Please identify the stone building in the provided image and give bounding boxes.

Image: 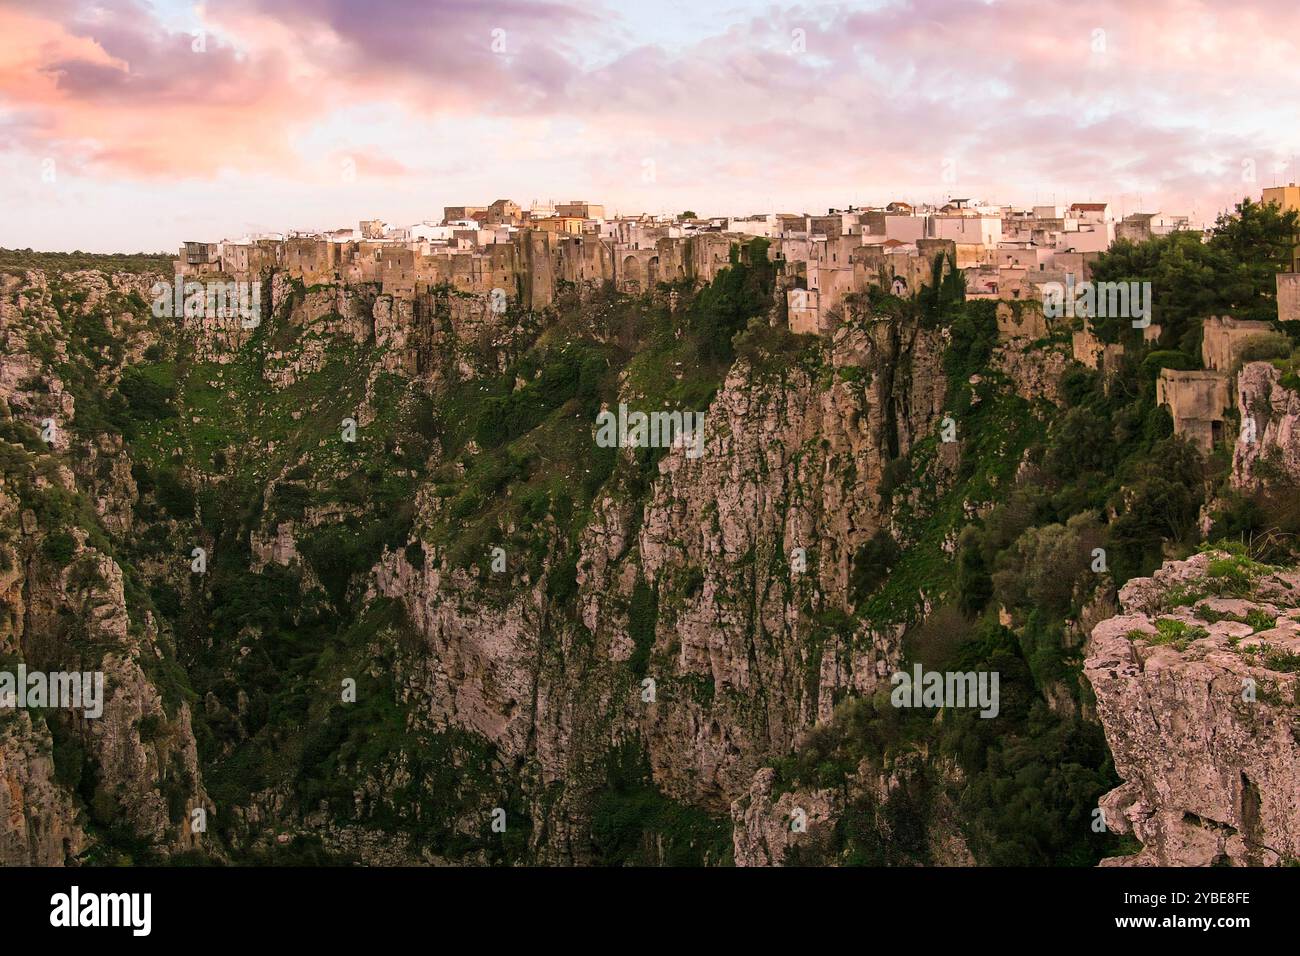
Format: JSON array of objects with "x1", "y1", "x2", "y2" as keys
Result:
[
  {"x1": 996, "y1": 301, "x2": 1048, "y2": 341},
  {"x1": 1071, "y1": 321, "x2": 1125, "y2": 376},
  {"x1": 554, "y1": 201, "x2": 604, "y2": 220},
  {"x1": 1201, "y1": 314, "x2": 1277, "y2": 372},
  {"x1": 1157, "y1": 369, "x2": 1232, "y2": 452},
  {"x1": 787, "y1": 288, "x2": 821, "y2": 335},
  {"x1": 182, "y1": 241, "x2": 218, "y2": 266}
]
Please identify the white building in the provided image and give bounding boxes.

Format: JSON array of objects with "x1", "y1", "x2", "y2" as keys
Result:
[{"x1": 929, "y1": 214, "x2": 1002, "y2": 247}]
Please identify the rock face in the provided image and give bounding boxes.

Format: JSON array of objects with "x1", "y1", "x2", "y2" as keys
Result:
[
  {"x1": 361, "y1": 312, "x2": 954, "y2": 861},
  {"x1": 731, "y1": 767, "x2": 841, "y2": 866},
  {"x1": 624, "y1": 321, "x2": 946, "y2": 808},
  {"x1": 0, "y1": 257, "x2": 1075, "y2": 866},
  {"x1": 7, "y1": 535, "x2": 210, "y2": 861},
  {"x1": 1234, "y1": 361, "x2": 1300, "y2": 488},
  {"x1": 729, "y1": 748, "x2": 974, "y2": 867},
  {"x1": 11, "y1": 254, "x2": 1297, "y2": 869},
  {"x1": 0, "y1": 266, "x2": 211, "y2": 863},
  {"x1": 1085, "y1": 551, "x2": 1300, "y2": 866},
  {"x1": 0, "y1": 713, "x2": 85, "y2": 865}
]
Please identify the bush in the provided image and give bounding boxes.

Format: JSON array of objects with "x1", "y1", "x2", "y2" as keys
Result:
[
  {"x1": 475, "y1": 343, "x2": 607, "y2": 449},
  {"x1": 118, "y1": 366, "x2": 177, "y2": 421},
  {"x1": 1043, "y1": 407, "x2": 1112, "y2": 478},
  {"x1": 904, "y1": 604, "x2": 973, "y2": 671},
  {"x1": 41, "y1": 530, "x2": 77, "y2": 566},
  {"x1": 1235, "y1": 332, "x2": 1293, "y2": 366},
  {"x1": 956, "y1": 526, "x2": 993, "y2": 615},
  {"x1": 992, "y1": 512, "x2": 1104, "y2": 619},
  {"x1": 690, "y1": 239, "x2": 776, "y2": 364},
  {"x1": 734, "y1": 317, "x2": 814, "y2": 366},
  {"x1": 850, "y1": 530, "x2": 901, "y2": 604},
  {"x1": 546, "y1": 549, "x2": 579, "y2": 606},
  {"x1": 154, "y1": 468, "x2": 196, "y2": 519},
  {"x1": 627, "y1": 578, "x2": 658, "y2": 677},
  {"x1": 1141, "y1": 350, "x2": 1198, "y2": 376}
]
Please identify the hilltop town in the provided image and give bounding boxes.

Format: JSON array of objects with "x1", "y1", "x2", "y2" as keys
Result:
[
  {"x1": 178, "y1": 197, "x2": 1210, "y2": 326},
  {"x1": 177, "y1": 186, "x2": 1300, "y2": 456}
]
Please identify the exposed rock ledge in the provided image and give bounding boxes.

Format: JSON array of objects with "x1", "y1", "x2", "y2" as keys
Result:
[{"x1": 1085, "y1": 550, "x2": 1300, "y2": 866}]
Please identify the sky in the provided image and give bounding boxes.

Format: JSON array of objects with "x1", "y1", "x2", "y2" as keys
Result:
[{"x1": 1, "y1": 0, "x2": 1297, "y2": 252}]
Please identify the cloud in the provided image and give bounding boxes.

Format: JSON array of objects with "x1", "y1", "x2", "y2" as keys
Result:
[
  {"x1": 0, "y1": 0, "x2": 320, "y2": 177},
  {"x1": 0, "y1": 0, "x2": 1295, "y2": 228},
  {"x1": 215, "y1": 0, "x2": 595, "y2": 109}
]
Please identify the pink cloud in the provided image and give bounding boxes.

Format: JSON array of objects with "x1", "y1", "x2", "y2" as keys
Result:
[{"x1": 0, "y1": 0, "x2": 1294, "y2": 220}]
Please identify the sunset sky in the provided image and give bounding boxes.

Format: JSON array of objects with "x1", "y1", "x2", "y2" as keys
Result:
[{"x1": 2, "y1": 0, "x2": 1298, "y2": 252}]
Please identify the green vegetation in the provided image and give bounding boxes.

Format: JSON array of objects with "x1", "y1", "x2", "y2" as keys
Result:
[
  {"x1": 1195, "y1": 602, "x2": 1278, "y2": 631},
  {"x1": 41, "y1": 530, "x2": 77, "y2": 566},
  {"x1": 151, "y1": 255, "x2": 782, "y2": 860},
  {"x1": 1262, "y1": 647, "x2": 1300, "y2": 673},
  {"x1": 1127, "y1": 618, "x2": 1210, "y2": 651},
  {"x1": 627, "y1": 577, "x2": 658, "y2": 678},
  {"x1": 850, "y1": 529, "x2": 901, "y2": 603},
  {"x1": 0, "y1": 247, "x2": 174, "y2": 274},
  {"x1": 1089, "y1": 198, "x2": 1300, "y2": 352},
  {"x1": 590, "y1": 742, "x2": 732, "y2": 865}
]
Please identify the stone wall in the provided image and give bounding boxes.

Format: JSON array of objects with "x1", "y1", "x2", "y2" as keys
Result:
[
  {"x1": 1202, "y1": 314, "x2": 1276, "y2": 372},
  {"x1": 1278, "y1": 273, "x2": 1300, "y2": 324}
]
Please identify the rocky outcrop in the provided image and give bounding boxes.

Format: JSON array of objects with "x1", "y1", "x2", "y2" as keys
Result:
[
  {"x1": 0, "y1": 713, "x2": 85, "y2": 865},
  {"x1": 263, "y1": 285, "x2": 376, "y2": 388},
  {"x1": 587, "y1": 318, "x2": 946, "y2": 812},
  {"x1": 373, "y1": 549, "x2": 540, "y2": 760},
  {"x1": 33, "y1": 543, "x2": 209, "y2": 857},
  {"x1": 992, "y1": 340, "x2": 1070, "y2": 404},
  {"x1": 1233, "y1": 361, "x2": 1300, "y2": 488},
  {"x1": 729, "y1": 748, "x2": 975, "y2": 867},
  {"x1": 1085, "y1": 550, "x2": 1300, "y2": 866},
  {"x1": 731, "y1": 767, "x2": 840, "y2": 865},
  {"x1": 363, "y1": 314, "x2": 951, "y2": 858},
  {"x1": 251, "y1": 521, "x2": 300, "y2": 569}
]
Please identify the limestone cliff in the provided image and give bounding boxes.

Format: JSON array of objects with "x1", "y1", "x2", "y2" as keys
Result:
[
  {"x1": 1086, "y1": 550, "x2": 1300, "y2": 866},
  {"x1": 3, "y1": 248, "x2": 1287, "y2": 868},
  {"x1": 1234, "y1": 360, "x2": 1300, "y2": 488},
  {"x1": 1, "y1": 267, "x2": 209, "y2": 863}
]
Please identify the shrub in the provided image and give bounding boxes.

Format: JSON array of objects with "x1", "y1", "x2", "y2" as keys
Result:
[
  {"x1": 733, "y1": 317, "x2": 814, "y2": 366},
  {"x1": 154, "y1": 469, "x2": 196, "y2": 519},
  {"x1": 627, "y1": 578, "x2": 658, "y2": 677},
  {"x1": 1141, "y1": 350, "x2": 1198, "y2": 376},
  {"x1": 1135, "y1": 618, "x2": 1209, "y2": 650},
  {"x1": 118, "y1": 366, "x2": 177, "y2": 421},
  {"x1": 956, "y1": 526, "x2": 993, "y2": 616},
  {"x1": 546, "y1": 549, "x2": 579, "y2": 606},
  {"x1": 903, "y1": 604, "x2": 973, "y2": 671},
  {"x1": 474, "y1": 343, "x2": 607, "y2": 449},
  {"x1": 992, "y1": 512, "x2": 1103, "y2": 618},
  {"x1": 850, "y1": 529, "x2": 901, "y2": 604},
  {"x1": 41, "y1": 530, "x2": 77, "y2": 566},
  {"x1": 1235, "y1": 332, "x2": 1293, "y2": 366}
]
